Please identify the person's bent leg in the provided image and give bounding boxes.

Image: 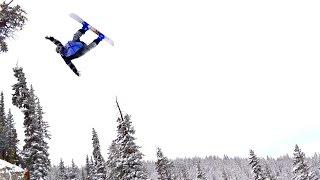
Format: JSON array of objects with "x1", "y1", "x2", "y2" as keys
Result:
[
  {"x1": 72, "y1": 22, "x2": 89, "y2": 41},
  {"x1": 81, "y1": 35, "x2": 103, "y2": 54}
]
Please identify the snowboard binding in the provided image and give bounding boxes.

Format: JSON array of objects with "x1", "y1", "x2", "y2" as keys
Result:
[
  {"x1": 97, "y1": 33, "x2": 105, "y2": 41},
  {"x1": 81, "y1": 21, "x2": 89, "y2": 32}
]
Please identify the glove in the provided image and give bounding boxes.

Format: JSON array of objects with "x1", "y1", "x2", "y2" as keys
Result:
[
  {"x1": 76, "y1": 71, "x2": 81, "y2": 77},
  {"x1": 45, "y1": 36, "x2": 54, "y2": 41}
]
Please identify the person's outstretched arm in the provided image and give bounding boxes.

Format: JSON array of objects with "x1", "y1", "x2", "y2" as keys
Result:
[{"x1": 45, "y1": 36, "x2": 63, "y2": 47}]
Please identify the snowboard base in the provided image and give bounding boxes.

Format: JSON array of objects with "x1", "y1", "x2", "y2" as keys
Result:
[{"x1": 70, "y1": 13, "x2": 114, "y2": 46}]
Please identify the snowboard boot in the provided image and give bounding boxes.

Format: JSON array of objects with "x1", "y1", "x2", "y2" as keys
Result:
[
  {"x1": 98, "y1": 33, "x2": 105, "y2": 41},
  {"x1": 81, "y1": 21, "x2": 89, "y2": 32},
  {"x1": 79, "y1": 22, "x2": 89, "y2": 34},
  {"x1": 93, "y1": 33, "x2": 105, "y2": 45}
]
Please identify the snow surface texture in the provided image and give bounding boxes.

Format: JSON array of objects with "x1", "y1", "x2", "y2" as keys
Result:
[{"x1": 0, "y1": 159, "x2": 24, "y2": 180}]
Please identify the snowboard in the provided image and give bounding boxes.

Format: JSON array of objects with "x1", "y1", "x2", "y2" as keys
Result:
[{"x1": 69, "y1": 13, "x2": 114, "y2": 46}]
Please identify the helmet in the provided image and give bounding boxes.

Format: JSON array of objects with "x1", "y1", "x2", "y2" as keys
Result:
[{"x1": 56, "y1": 46, "x2": 63, "y2": 53}]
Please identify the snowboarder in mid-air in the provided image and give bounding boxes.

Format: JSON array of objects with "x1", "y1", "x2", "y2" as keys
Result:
[{"x1": 45, "y1": 21, "x2": 105, "y2": 76}]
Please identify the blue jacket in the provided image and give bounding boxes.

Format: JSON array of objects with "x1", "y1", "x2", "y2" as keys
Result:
[{"x1": 63, "y1": 41, "x2": 86, "y2": 58}]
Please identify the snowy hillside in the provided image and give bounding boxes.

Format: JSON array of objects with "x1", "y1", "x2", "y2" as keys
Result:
[{"x1": 0, "y1": 159, "x2": 25, "y2": 180}]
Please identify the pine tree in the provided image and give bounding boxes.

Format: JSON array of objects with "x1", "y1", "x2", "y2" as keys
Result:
[
  {"x1": 47, "y1": 165, "x2": 59, "y2": 180},
  {"x1": 21, "y1": 86, "x2": 39, "y2": 178},
  {"x1": 196, "y1": 161, "x2": 207, "y2": 180},
  {"x1": 264, "y1": 163, "x2": 276, "y2": 180},
  {"x1": 0, "y1": 93, "x2": 19, "y2": 164},
  {"x1": 106, "y1": 140, "x2": 120, "y2": 180},
  {"x1": 12, "y1": 66, "x2": 29, "y2": 109},
  {"x1": 249, "y1": 149, "x2": 265, "y2": 180},
  {"x1": 106, "y1": 100, "x2": 147, "y2": 180},
  {"x1": 31, "y1": 97, "x2": 51, "y2": 178},
  {"x1": 4, "y1": 109, "x2": 19, "y2": 165},
  {"x1": 23, "y1": 87, "x2": 51, "y2": 179},
  {"x1": 91, "y1": 128, "x2": 107, "y2": 180},
  {"x1": 173, "y1": 162, "x2": 190, "y2": 180},
  {"x1": 0, "y1": 0, "x2": 27, "y2": 52},
  {"x1": 69, "y1": 159, "x2": 80, "y2": 180},
  {"x1": 12, "y1": 67, "x2": 51, "y2": 179},
  {"x1": 155, "y1": 147, "x2": 175, "y2": 180},
  {"x1": 0, "y1": 91, "x2": 7, "y2": 160},
  {"x1": 180, "y1": 166, "x2": 191, "y2": 180},
  {"x1": 81, "y1": 167, "x2": 86, "y2": 180},
  {"x1": 58, "y1": 159, "x2": 68, "y2": 180},
  {"x1": 221, "y1": 169, "x2": 229, "y2": 180},
  {"x1": 292, "y1": 144, "x2": 317, "y2": 180},
  {"x1": 36, "y1": 98, "x2": 50, "y2": 140},
  {"x1": 90, "y1": 157, "x2": 97, "y2": 180},
  {"x1": 85, "y1": 155, "x2": 93, "y2": 180}
]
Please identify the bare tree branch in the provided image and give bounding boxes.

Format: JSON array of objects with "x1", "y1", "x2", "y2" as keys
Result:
[
  {"x1": 1, "y1": 0, "x2": 13, "y2": 10},
  {"x1": 116, "y1": 97, "x2": 124, "y2": 122}
]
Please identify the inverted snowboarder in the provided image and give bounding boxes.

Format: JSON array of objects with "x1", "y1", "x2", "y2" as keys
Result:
[{"x1": 45, "y1": 21, "x2": 105, "y2": 76}]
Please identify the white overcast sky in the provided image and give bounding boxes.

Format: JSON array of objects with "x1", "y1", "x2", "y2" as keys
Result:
[{"x1": 1, "y1": 0, "x2": 320, "y2": 166}]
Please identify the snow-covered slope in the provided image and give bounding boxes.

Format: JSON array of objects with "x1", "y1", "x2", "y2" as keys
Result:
[{"x1": 0, "y1": 159, "x2": 25, "y2": 180}]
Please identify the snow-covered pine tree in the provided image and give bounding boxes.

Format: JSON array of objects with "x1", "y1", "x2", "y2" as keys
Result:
[
  {"x1": 36, "y1": 98, "x2": 50, "y2": 140},
  {"x1": 155, "y1": 147, "x2": 175, "y2": 180},
  {"x1": 106, "y1": 100, "x2": 147, "y2": 180},
  {"x1": 90, "y1": 156, "x2": 97, "y2": 180},
  {"x1": 12, "y1": 67, "x2": 51, "y2": 179},
  {"x1": 0, "y1": 0, "x2": 27, "y2": 53},
  {"x1": 221, "y1": 169, "x2": 229, "y2": 180},
  {"x1": 85, "y1": 155, "x2": 94, "y2": 180},
  {"x1": 31, "y1": 97, "x2": 51, "y2": 178},
  {"x1": 196, "y1": 161, "x2": 207, "y2": 180},
  {"x1": 22, "y1": 87, "x2": 51, "y2": 179},
  {"x1": 20, "y1": 86, "x2": 39, "y2": 178},
  {"x1": 292, "y1": 144, "x2": 317, "y2": 180},
  {"x1": 68, "y1": 159, "x2": 80, "y2": 180},
  {"x1": 47, "y1": 165, "x2": 59, "y2": 180},
  {"x1": 11, "y1": 66, "x2": 29, "y2": 167},
  {"x1": 12, "y1": 66, "x2": 29, "y2": 109},
  {"x1": 181, "y1": 168, "x2": 191, "y2": 180},
  {"x1": 177, "y1": 164, "x2": 191, "y2": 180},
  {"x1": 263, "y1": 163, "x2": 276, "y2": 180},
  {"x1": 80, "y1": 167, "x2": 86, "y2": 180},
  {"x1": 4, "y1": 109, "x2": 19, "y2": 165},
  {"x1": 106, "y1": 140, "x2": 120, "y2": 180},
  {"x1": 91, "y1": 128, "x2": 107, "y2": 180},
  {"x1": 0, "y1": 91, "x2": 7, "y2": 160},
  {"x1": 249, "y1": 149, "x2": 265, "y2": 180},
  {"x1": 0, "y1": 93, "x2": 19, "y2": 165},
  {"x1": 58, "y1": 159, "x2": 68, "y2": 180},
  {"x1": 309, "y1": 154, "x2": 320, "y2": 179}
]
